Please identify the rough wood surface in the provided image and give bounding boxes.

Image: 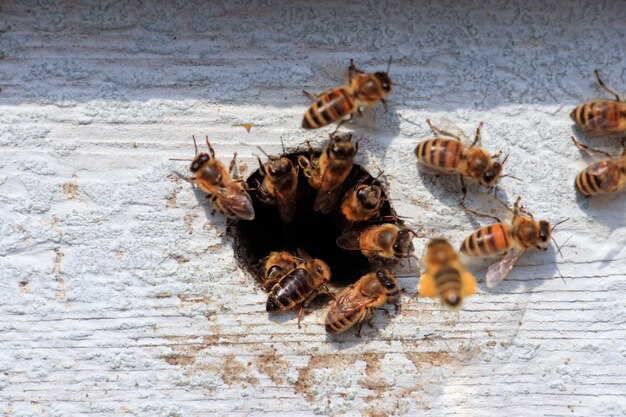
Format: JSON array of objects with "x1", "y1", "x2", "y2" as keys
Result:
[{"x1": 1, "y1": 1, "x2": 625, "y2": 416}]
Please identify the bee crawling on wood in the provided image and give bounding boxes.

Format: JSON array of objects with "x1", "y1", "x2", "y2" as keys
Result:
[
  {"x1": 297, "y1": 132, "x2": 358, "y2": 214},
  {"x1": 460, "y1": 196, "x2": 567, "y2": 288},
  {"x1": 571, "y1": 136, "x2": 626, "y2": 197},
  {"x1": 172, "y1": 135, "x2": 255, "y2": 221},
  {"x1": 419, "y1": 239, "x2": 476, "y2": 308},
  {"x1": 571, "y1": 70, "x2": 626, "y2": 137},
  {"x1": 254, "y1": 143, "x2": 299, "y2": 224},
  {"x1": 414, "y1": 117, "x2": 508, "y2": 198},
  {"x1": 302, "y1": 58, "x2": 392, "y2": 130},
  {"x1": 324, "y1": 268, "x2": 400, "y2": 336},
  {"x1": 265, "y1": 250, "x2": 335, "y2": 328}
]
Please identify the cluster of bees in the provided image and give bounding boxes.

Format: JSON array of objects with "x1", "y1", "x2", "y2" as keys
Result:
[{"x1": 174, "y1": 61, "x2": 626, "y2": 335}]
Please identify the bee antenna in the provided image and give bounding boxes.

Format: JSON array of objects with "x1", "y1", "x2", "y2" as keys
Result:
[
  {"x1": 500, "y1": 173, "x2": 522, "y2": 181},
  {"x1": 551, "y1": 217, "x2": 570, "y2": 232},
  {"x1": 192, "y1": 135, "x2": 199, "y2": 154},
  {"x1": 256, "y1": 146, "x2": 270, "y2": 158},
  {"x1": 386, "y1": 56, "x2": 393, "y2": 73},
  {"x1": 280, "y1": 137, "x2": 286, "y2": 154},
  {"x1": 169, "y1": 158, "x2": 193, "y2": 161}
]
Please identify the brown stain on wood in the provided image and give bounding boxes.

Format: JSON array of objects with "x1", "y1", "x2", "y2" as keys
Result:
[
  {"x1": 255, "y1": 350, "x2": 292, "y2": 386},
  {"x1": 163, "y1": 354, "x2": 196, "y2": 366},
  {"x1": 166, "y1": 174, "x2": 183, "y2": 209},
  {"x1": 53, "y1": 248, "x2": 67, "y2": 302},
  {"x1": 231, "y1": 123, "x2": 254, "y2": 133},
  {"x1": 184, "y1": 212, "x2": 198, "y2": 234},
  {"x1": 295, "y1": 354, "x2": 361, "y2": 404},
  {"x1": 62, "y1": 175, "x2": 79, "y2": 200},
  {"x1": 220, "y1": 354, "x2": 259, "y2": 387}
]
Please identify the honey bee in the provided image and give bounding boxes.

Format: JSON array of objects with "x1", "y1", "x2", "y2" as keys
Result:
[
  {"x1": 255, "y1": 147, "x2": 299, "y2": 223},
  {"x1": 570, "y1": 70, "x2": 626, "y2": 136},
  {"x1": 419, "y1": 239, "x2": 476, "y2": 308},
  {"x1": 181, "y1": 135, "x2": 255, "y2": 221},
  {"x1": 414, "y1": 118, "x2": 507, "y2": 194},
  {"x1": 572, "y1": 136, "x2": 626, "y2": 197},
  {"x1": 459, "y1": 197, "x2": 562, "y2": 288},
  {"x1": 324, "y1": 268, "x2": 399, "y2": 335},
  {"x1": 297, "y1": 133, "x2": 358, "y2": 214},
  {"x1": 259, "y1": 251, "x2": 302, "y2": 286},
  {"x1": 340, "y1": 177, "x2": 385, "y2": 223},
  {"x1": 266, "y1": 251, "x2": 334, "y2": 328},
  {"x1": 301, "y1": 59, "x2": 392, "y2": 130},
  {"x1": 336, "y1": 223, "x2": 417, "y2": 261}
]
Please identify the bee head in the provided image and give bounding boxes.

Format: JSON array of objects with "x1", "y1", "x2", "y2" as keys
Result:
[
  {"x1": 329, "y1": 137, "x2": 356, "y2": 160},
  {"x1": 537, "y1": 220, "x2": 551, "y2": 250},
  {"x1": 356, "y1": 185, "x2": 383, "y2": 209},
  {"x1": 375, "y1": 268, "x2": 398, "y2": 292},
  {"x1": 190, "y1": 153, "x2": 211, "y2": 173},
  {"x1": 374, "y1": 72, "x2": 392, "y2": 94},
  {"x1": 268, "y1": 157, "x2": 293, "y2": 177},
  {"x1": 481, "y1": 162, "x2": 503, "y2": 186},
  {"x1": 311, "y1": 259, "x2": 331, "y2": 281},
  {"x1": 393, "y1": 229, "x2": 415, "y2": 257}
]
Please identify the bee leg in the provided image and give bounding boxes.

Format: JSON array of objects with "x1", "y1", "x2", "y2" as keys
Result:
[
  {"x1": 296, "y1": 305, "x2": 304, "y2": 329},
  {"x1": 302, "y1": 90, "x2": 320, "y2": 101},
  {"x1": 621, "y1": 136, "x2": 626, "y2": 156},
  {"x1": 381, "y1": 98, "x2": 388, "y2": 113},
  {"x1": 470, "y1": 121, "x2": 484, "y2": 147},
  {"x1": 321, "y1": 285, "x2": 337, "y2": 301},
  {"x1": 426, "y1": 118, "x2": 462, "y2": 141},
  {"x1": 332, "y1": 115, "x2": 353, "y2": 135},
  {"x1": 355, "y1": 319, "x2": 365, "y2": 338},
  {"x1": 594, "y1": 69, "x2": 621, "y2": 102},
  {"x1": 348, "y1": 59, "x2": 364, "y2": 82},
  {"x1": 459, "y1": 200, "x2": 503, "y2": 223},
  {"x1": 570, "y1": 136, "x2": 613, "y2": 158},
  {"x1": 459, "y1": 175, "x2": 468, "y2": 202},
  {"x1": 229, "y1": 152, "x2": 238, "y2": 175}
]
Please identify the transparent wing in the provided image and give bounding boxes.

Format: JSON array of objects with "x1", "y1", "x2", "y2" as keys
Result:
[
  {"x1": 216, "y1": 183, "x2": 255, "y2": 221},
  {"x1": 486, "y1": 247, "x2": 526, "y2": 288},
  {"x1": 588, "y1": 160, "x2": 612, "y2": 176},
  {"x1": 314, "y1": 171, "x2": 345, "y2": 214},
  {"x1": 275, "y1": 190, "x2": 297, "y2": 224},
  {"x1": 336, "y1": 229, "x2": 364, "y2": 250},
  {"x1": 429, "y1": 116, "x2": 472, "y2": 147}
]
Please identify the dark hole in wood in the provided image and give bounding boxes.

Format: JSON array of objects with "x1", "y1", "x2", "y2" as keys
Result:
[{"x1": 229, "y1": 151, "x2": 395, "y2": 289}]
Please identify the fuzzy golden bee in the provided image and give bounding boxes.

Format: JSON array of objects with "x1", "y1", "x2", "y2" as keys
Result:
[
  {"x1": 571, "y1": 70, "x2": 626, "y2": 136},
  {"x1": 324, "y1": 268, "x2": 399, "y2": 335},
  {"x1": 414, "y1": 118, "x2": 507, "y2": 193},
  {"x1": 572, "y1": 137, "x2": 626, "y2": 197},
  {"x1": 298, "y1": 133, "x2": 358, "y2": 214},
  {"x1": 460, "y1": 197, "x2": 562, "y2": 288},
  {"x1": 255, "y1": 149, "x2": 299, "y2": 223},
  {"x1": 184, "y1": 135, "x2": 255, "y2": 221},
  {"x1": 266, "y1": 251, "x2": 334, "y2": 327},
  {"x1": 340, "y1": 178, "x2": 385, "y2": 223},
  {"x1": 259, "y1": 250, "x2": 302, "y2": 286},
  {"x1": 336, "y1": 223, "x2": 417, "y2": 261},
  {"x1": 419, "y1": 239, "x2": 476, "y2": 308},
  {"x1": 302, "y1": 59, "x2": 392, "y2": 130}
]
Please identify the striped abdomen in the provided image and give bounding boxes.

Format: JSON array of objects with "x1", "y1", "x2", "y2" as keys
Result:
[
  {"x1": 302, "y1": 87, "x2": 356, "y2": 129},
  {"x1": 434, "y1": 266, "x2": 463, "y2": 308},
  {"x1": 571, "y1": 100, "x2": 626, "y2": 134},
  {"x1": 575, "y1": 160, "x2": 622, "y2": 196},
  {"x1": 460, "y1": 223, "x2": 511, "y2": 258},
  {"x1": 414, "y1": 138, "x2": 464, "y2": 171},
  {"x1": 266, "y1": 268, "x2": 316, "y2": 312},
  {"x1": 324, "y1": 295, "x2": 367, "y2": 333}
]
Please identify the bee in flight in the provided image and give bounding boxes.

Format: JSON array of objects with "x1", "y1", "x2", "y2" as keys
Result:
[
  {"x1": 173, "y1": 136, "x2": 255, "y2": 221},
  {"x1": 460, "y1": 196, "x2": 565, "y2": 288},
  {"x1": 259, "y1": 251, "x2": 302, "y2": 287},
  {"x1": 301, "y1": 58, "x2": 392, "y2": 130},
  {"x1": 571, "y1": 136, "x2": 626, "y2": 197},
  {"x1": 255, "y1": 145, "x2": 299, "y2": 223},
  {"x1": 324, "y1": 268, "x2": 399, "y2": 336},
  {"x1": 419, "y1": 239, "x2": 476, "y2": 308},
  {"x1": 298, "y1": 133, "x2": 358, "y2": 214},
  {"x1": 340, "y1": 175, "x2": 385, "y2": 223},
  {"x1": 336, "y1": 223, "x2": 417, "y2": 261},
  {"x1": 571, "y1": 70, "x2": 626, "y2": 136},
  {"x1": 414, "y1": 118, "x2": 508, "y2": 198},
  {"x1": 266, "y1": 250, "x2": 335, "y2": 328}
]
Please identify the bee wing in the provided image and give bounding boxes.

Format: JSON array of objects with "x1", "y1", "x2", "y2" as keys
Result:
[
  {"x1": 275, "y1": 190, "x2": 297, "y2": 224},
  {"x1": 314, "y1": 172, "x2": 345, "y2": 214},
  {"x1": 430, "y1": 116, "x2": 472, "y2": 146},
  {"x1": 485, "y1": 247, "x2": 526, "y2": 288},
  {"x1": 588, "y1": 160, "x2": 612, "y2": 176},
  {"x1": 326, "y1": 289, "x2": 378, "y2": 319},
  {"x1": 215, "y1": 184, "x2": 255, "y2": 221},
  {"x1": 336, "y1": 229, "x2": 364, "y2": 251}
]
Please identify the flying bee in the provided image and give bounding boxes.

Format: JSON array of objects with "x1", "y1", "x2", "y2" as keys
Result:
[
  {"x1": 173, "y1": 136, "x2": 255, "y2": 221},
  {"x1": 570, "y1": 70, "x2": 626, "y2": 136},
  {"x1": 259, "y1": 251, "x2": 302, "y2": 286},
  {"x1": 301, "y1": 58, "x2": 392, "y2": 130},
  {"x1": 255, "y1": 145, "x2": 299, "y2": 223},
  {"x1": 414, "y1": 118, "x2": 508, "y2": 196},
  {"x1": 340, "y1": 181, "x2": 384, "y2": 223},
  {"x1": 419, "y1": 239, "x2": 476, "y2": 308},
  {"x1": 460, "y1": 196, "x2": 565, "y2": 288},
  {"x1": 297, "y1": 133, "x2": 358, "y2": 214},
  {"x1": 324, "y1": 268, "x2": 399, "y2": 335},
  {"x1": 336, "y1": 223, "x2": 417, "y2": 261},
  {"x1": 266, "y1": 251, "x2": 334, "y2": 328},
  {"x1": 571, "y1": 136, "x2": 626, "y2": 197}
]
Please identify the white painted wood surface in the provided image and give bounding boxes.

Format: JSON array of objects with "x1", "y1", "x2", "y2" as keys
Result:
[{"x1": 1, "y1": 1, "x2": 625, "y2": 416}]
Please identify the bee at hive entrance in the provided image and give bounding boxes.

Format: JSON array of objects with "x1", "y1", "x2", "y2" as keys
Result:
[{"x1": 228, "y1": 150, "x2": 397, "y2": 288}]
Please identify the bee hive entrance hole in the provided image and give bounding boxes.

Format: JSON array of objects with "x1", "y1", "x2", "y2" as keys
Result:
[{"x1": 229, "y1": 151, "x2": 396, "y2": 288}]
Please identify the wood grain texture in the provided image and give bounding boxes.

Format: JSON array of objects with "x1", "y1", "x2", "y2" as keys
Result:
[{"x1": 1, "y1": 1, "x2": 625, "y2": 416}]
